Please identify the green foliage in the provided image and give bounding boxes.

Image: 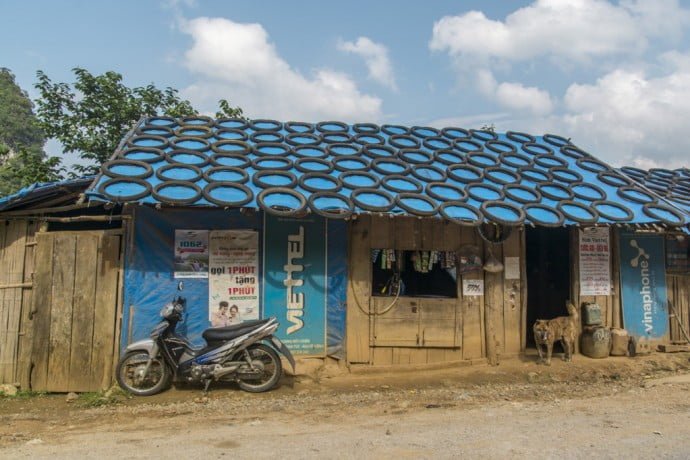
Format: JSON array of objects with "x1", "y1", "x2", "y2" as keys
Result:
[
  {"x1": 0, "y1": 68, "x2": 45, "y2": 157},
  {"x1": 76, "y1": 388, "x2": 127, "y2": 408},
  {"x1": 34, "y1": 68, "x2": 245, "y2": 176},
  {"x1": 0, "y1": 68, "x2": 60, "y2": 196},
  {"x1": 216, "y1": 98, "x2": 246, "y2": 120}
]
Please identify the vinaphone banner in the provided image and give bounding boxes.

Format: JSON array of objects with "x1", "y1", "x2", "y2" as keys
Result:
[
  {"x1": 263, "y1": 214, "x2": 327, "y2": 356},
  {"x1": 619, "y1": 232, "x2": 668, "y2": 339}
]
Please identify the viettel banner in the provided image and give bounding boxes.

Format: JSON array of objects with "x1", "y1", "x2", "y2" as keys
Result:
[
  {"x1": 263, "y1": 214, "x2": 327, "y2": 356},
  {"x1": 619, "y1": 232, "x2": 668, "y2": 339}
]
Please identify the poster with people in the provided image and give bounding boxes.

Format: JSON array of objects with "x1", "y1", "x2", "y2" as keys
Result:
[
  {"x1": 173, "y1": 230, "x2": 209, "y2": 278},
  {"x1": 209, "y1": 230, "x2": 259, "y2": 327}
]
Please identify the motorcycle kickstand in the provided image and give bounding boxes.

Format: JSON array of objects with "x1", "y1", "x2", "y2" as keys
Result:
[{"x1": 202, "y1": 379, "x2": 212, "y2": 394}]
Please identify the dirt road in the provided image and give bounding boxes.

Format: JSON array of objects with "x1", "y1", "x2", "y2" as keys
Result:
[{"x1": 1, "y1": 353, "x2": 689, "y2": 459}]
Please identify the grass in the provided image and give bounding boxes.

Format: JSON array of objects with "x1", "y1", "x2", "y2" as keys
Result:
[
  {"x1": 0, "y1": 389, "x2": 46, "y2": 399},
  {"x1": 76, "y1": 387, "x2": 129, "y2": 408}
]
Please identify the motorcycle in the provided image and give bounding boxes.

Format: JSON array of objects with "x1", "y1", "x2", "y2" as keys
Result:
[{"x1": 116, "y1": 284, "x2": 295, "y2": 396}]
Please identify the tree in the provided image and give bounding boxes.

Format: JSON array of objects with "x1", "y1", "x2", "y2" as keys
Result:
[
  {"x1": 35, "y1": 68, "x2": 244, "y2": 175},
  {"x1": 0, "y1": 68, "x2": 63, "y2": 196}
]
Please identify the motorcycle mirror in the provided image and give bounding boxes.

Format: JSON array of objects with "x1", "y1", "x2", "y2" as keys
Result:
[{"x1": 177, "y1": 281, "x2": 184, "y2": 291}]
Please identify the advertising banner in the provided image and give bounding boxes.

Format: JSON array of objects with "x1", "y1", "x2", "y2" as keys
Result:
[
  {"x1": 208, "y1": 230, "x2": 259, "y2": 326},
  {"x1": 619, "y1": 232, "x2": 668, "y2": 339},
  {"x1": 263, "y1": 214, "x2": 326, "y2": 356},
  {"x1": 579, "y1": 227, "x2": 611, "y2": 296},
  {"x1": 174, "y1": 230, "x2": 209, "y2": 278}
]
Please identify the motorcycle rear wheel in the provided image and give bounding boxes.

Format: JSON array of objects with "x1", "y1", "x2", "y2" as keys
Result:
[
  {"x1": 116, "y1": 351, "x2": 171, "y2": 396},
  {"x1": 237, "y1": 343, "x2": 282, "y2": 393}
]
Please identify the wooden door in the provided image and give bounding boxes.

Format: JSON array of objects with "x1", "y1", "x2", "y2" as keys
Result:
[{"x1": 30, "y1": 231, "x2": 122, "y2": 392}]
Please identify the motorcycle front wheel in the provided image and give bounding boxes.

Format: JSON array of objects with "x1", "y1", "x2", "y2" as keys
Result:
[
  {"x1": 116, "y1": 351, "x2": 171, "y2": 396},
  {"x1": 237, "y1": 343, "x2": 282, "y2": 393}
]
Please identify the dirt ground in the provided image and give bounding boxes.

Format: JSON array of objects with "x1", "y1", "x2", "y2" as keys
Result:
[{"x1": 1, "y1": 351, "x2": 690, "y2": 459}]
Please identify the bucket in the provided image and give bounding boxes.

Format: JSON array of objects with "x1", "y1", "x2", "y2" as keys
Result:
[
  {"x1": 582, "y1": 303, "x2": 603, "y2": 326},
  {"x1": 610, "y1": 328, "x2": 629, "y2": 356},
  {"x1": 581, "y1": 326, "x2": 611, "y2": 358}
]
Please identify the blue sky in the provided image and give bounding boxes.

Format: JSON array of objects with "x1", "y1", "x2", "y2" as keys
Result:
[{"x1": 3, "y1": 0, "x2": 690, "y2": 169}]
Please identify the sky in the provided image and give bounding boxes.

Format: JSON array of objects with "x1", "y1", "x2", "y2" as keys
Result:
[{"x1": 2, "y1": 0, "x2": 690, "y2": 170}]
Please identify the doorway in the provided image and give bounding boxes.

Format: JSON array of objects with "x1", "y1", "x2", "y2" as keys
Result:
[{"x1": 526, "y1": 227, "x2": 571, "y2": 347}]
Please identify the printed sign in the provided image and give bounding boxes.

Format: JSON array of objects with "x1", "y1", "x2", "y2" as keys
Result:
[
  {"x1": 174, "y1": 230, "x2": 208, "y2": 278},
  {"x1": 619, "y1": 232, "x2": 668, "y2": 339},
  {"x1": 579, "y1": 227, "x2": 611, "y2": 296},
  {"x1": 462, "y1": 279, "x2": 484, "y2": 296},
  {"x1": 504, "y1": 257, "x2": 520, "y2": 280},
  {"x1": 209, "y1": 230, "x2": 259, "y2": 326},
  {"x1": 263, "y1": 214, "x2": 327, "y2": 356}
]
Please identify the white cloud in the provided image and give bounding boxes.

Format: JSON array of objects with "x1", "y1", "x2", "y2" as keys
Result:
[
  {"x1": 179, "y1": 17, "x2": 382, "y2": 121},
  {"x1": 561, "y1": 63, "x2": 690, "y2": 168},
  {"x1": 337, "y1": 37, "x2": 398, "y2": 91},
  {"x1": 430, "y1": 0, "x2": 690, "y2": 64},
  {"x1": 476, "y1": 69, "x2": 554, "y2": 116}
]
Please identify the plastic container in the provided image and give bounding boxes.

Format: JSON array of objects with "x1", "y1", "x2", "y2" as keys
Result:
[
  {"x1": 581, "y1": 325, "x2": 611, "y2": 358},
  {"x1": 610, "y1": 328, "x2": 629, "y2": 356},
  {"x1": 582, "y1": 302, "x2": 603, "y2": 326}
]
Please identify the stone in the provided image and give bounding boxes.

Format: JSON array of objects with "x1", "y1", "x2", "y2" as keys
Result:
[
  {"x1": 65, "y1": 392, "x2": 79, "y2": 403},
  {"x1": 0, "y1": 384, "x2": 18, "y2": 397}
]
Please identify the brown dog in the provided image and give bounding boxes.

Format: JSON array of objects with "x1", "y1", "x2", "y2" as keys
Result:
[{"x1": 533, "y1": 302, "x2": 579, "y2": 365}]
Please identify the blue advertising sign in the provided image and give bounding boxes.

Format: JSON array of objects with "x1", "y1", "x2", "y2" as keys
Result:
[
  {"x1": 263, "y1": 214, "x2": 327, "y2": 356},
  {"x1": 619, "y1": 232, "x2": 668, "y2": 339}
]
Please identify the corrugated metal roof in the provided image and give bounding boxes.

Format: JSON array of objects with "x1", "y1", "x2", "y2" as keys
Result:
[{"x1": 85, "y1": 117, "x2": 689, "y2": 227}]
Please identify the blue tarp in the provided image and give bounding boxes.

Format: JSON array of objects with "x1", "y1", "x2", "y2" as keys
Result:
[{"x1": 0, "y1": 176, "x2": 93, "y2": 211}]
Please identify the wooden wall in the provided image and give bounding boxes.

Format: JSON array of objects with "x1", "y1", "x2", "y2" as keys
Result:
[
  {"x1": 0, "y1": 220, "x2": 38, "y2": 386},
  {"x1": 345, "y1": 215, "x2": 525, "y2": 366},
  {"x1": 667, "y1": 274, "x2": 690, "y2": 343}
]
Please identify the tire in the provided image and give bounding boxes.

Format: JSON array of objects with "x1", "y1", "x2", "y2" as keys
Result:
[
  {"x1": 116, "y1": 351, "x2": 171, "y2": 396},
  {"x1": 237, "y1": 344, "x2": 283, "y2": 393}
]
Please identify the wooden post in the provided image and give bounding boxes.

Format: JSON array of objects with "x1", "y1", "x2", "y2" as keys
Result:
[{"x1": 611, "y1": 227, "x2": 621, "y2": 329}]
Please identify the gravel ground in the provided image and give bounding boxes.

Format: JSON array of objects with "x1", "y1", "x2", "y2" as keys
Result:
[{"x1": 1, "y1": 352, "x2": 689, "y2": 459}]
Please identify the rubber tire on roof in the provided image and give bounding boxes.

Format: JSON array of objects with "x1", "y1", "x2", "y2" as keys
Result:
[
  {"x1": 350, "y1": 188, "x2": 395, "y2": 212},
  {"x1": 557, "y1": 200, "x2": 599, "y2": 224},
  {"x1": 298, "y1": 172, "x2": 343, "y2": 193},
  {"x1": 155, "y1": 163, "x2": 202, "y2": 182},
  {"x1": 505, "y1": 131, "x2": 535, "y2": 143},
  {"x1": 209, "y1": 152, "x2": 251, "y2": 169},
  {"x1": 294, "y1": 157, "x2": 334, "y2": 174},
  {"x1": 641, "y1": 202, "x2": 686, "y2": 226},
  {"x1": 202, "y1": 166, "x2": 249, "y2": 184},
  {"x1": 591, "y1": 200, "x2": 634, "y2": 222},
  {"x1": 252, "y1": 170, "x2": 298, "y2": 189},
  {"x1": 98, "y1": 177, "x2": 152, "y2": 202},
  {"x1": 152, "y1": 180, "x2": 202, "y2": 205},
  {"x1": 504, "y1": 184, "x2": 541, "y2": 204},
  {"x1": 480, "y1": 200, "x2": 526, "y2": 226},
  {"x1": 439, "y1": 201, "x2": 483, "y2": 226},
  {"x1": 166, "y1": 149, "x2": 211, "y2": 167},
  {"x1": 395, "y1": 193, "x2": 439, "y2": 217},
  {"x1": 381, "y1": 174, "x2": 424, "y2": 194},
  {"x1": 203, "y1": 182, "x2": 253, "y2": 207},
  {"x1": 570, "y1": 182, "x2": 606, "y2": 201},
  {"x1": 307, "y1": 191, "x2": 354, "y2": 220},
  {"x1": 119, "y1": 146, "x2": 166, "y2": 164},
  {"x1": 257, "y1": 187, "x2": 308, "y2": 217},
  {"x1": 251, "y1": 156, "x2": 293, "y2": 171},
  {"x1": 249, "y1": 119, "x2": 282, "y2": 132},
  {"x1": 524, "y1": 203, "x2": 565, "y2": 227},
  {"x1": 169, "y1": 136, "x2": 211, "y2": 153},
  {"x1": 101, "y1": 159, "x2": 153, "y2": 179},
  {"x1": 425, "y1": 182, "x2": 468, "y2": 202}
]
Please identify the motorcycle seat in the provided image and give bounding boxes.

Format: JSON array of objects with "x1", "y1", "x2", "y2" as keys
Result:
[{"x1": 202, "y1": 318, "x2": 272, "y2": 343}]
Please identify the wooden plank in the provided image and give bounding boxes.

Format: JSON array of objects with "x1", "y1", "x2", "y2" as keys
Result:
[
  {"x1": 29, "y1": 232, "x2": 54, "y2": 390},
  {"x1": 17, "y1": 220, "x2": 38, "y2": 389},
  {"x1": 657, "y1": 343, "x2": 690, "y2": 352},
  {"x1": 346, "y1": 216, "x2": 371, "y2": 363},
  {"x1": 0, "y1": 222, "x2": 11, "y2": 382},
  {"x1": 68, "y1": 234, "x2": 99, "y2": 391},
  {"x1": 373, "y1": 297, "x2": 419, "y2": 347},
  {"x1": 4, "y1": 221, "x2": 28, "y2": 383},
  {"x1": 419, "y1": 299, "x2": 455, "y2": 347},
  {"x1": 461, "y1": 226, "x2": 483, "y2": 360},
  {"x1": 46, "y1": 234, "x2": 77, "y2": 391},
  {"x1": 502, "y1": 229, "x2": 522, "y2": 354},
  {"x1": 91, "y1": 234, "x2": 121, "y2": 390},
  {"x1": 409, "y1": 348, "x2": 427, "y2": 364},
  {"x1": 484, "y1": 238, "x2": 503, "y2": 365},
  {"x1": 372, "y1": 347, "x2": 393, "y2": 365},
  {"x1": 369, "y1": 215, "x2": 393, "y2": 248},
  {"x1": 395, "y1": 216, "x2": 418, "y2": 250},
  {"x1": 392, "y1": 347, "x2": 411, "y2": 365}
]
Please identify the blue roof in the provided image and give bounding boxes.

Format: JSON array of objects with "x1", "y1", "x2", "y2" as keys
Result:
[
  {"x1": 0, "y1": 176, "x2": 94, "y2": 212},
  {"x1": 85, "y1": 117, "x2": 689, "y2": 228}
]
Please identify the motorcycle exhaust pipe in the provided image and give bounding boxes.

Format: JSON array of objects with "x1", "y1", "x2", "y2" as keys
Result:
[{"x1": 211, "y1": 364, "x2": 240, "y2": 380}]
